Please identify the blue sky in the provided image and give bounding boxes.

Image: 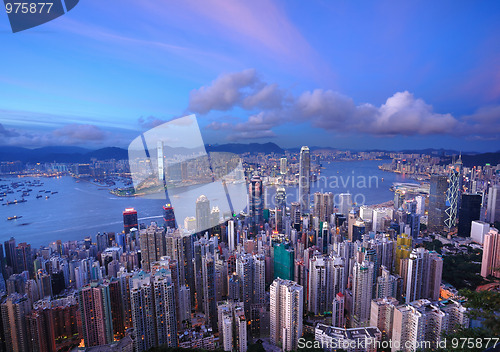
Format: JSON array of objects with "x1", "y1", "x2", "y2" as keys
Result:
[{"x1": 0, "y1": 0, "x2": 499, "y2": 151}]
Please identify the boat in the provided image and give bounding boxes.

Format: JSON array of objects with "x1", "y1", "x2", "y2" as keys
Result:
[
  {"x1": 51, "y1": 191, "x2": 58, "y2": 194},
  {"x1": 45, "y1": 196, "x2": 50, "y2": 199},
  {"x1": 7, "y1": 216, "x2": 22, "y2": 220},
  {"x1": 36, "y1": 195, "x2": 42, "y2": 199}
]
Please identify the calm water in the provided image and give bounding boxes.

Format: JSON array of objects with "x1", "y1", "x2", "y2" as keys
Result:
[{"x1": 0, "y1": 160, "x2": 415, "y2": 247}]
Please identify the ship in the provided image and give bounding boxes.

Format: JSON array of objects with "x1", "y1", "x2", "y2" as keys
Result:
[
  {"x1": 36, "y1": 195, "x2": 42, "y2": 199},
  {"x1": 7, "y1": 216, "x2": 22, "y2": 220}
]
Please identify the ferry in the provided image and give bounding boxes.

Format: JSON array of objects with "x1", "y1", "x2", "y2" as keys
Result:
[
  {"x1": 36, "y1": 195, "x2": 42, "y2": 199},
  {"x1": 45, "y1": 196, "x2": 50, "y2": 199},
  {"x1": 7, "y1": 216, "x2": 22, "y2": 220}
]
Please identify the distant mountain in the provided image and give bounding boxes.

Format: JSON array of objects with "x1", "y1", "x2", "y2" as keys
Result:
[
  {"x1": 206, "y1": 142, "x2": 284, "y2": 154},
  {"x1": 87, "y1": 147, "x2": 128, "y2": 160},
  {"x1": 0, "y1": 146, "x2": 125, "y2": 163}
]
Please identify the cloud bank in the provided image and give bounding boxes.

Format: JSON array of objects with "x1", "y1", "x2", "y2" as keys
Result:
[{"x1": 189, "y1": 69, "x2": 499, "y2": 141}]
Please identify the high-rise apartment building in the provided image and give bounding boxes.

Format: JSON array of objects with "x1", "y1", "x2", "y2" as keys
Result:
[
  {"x1": 270, "y1": 278, "x2": 303, "y2": 351},
  {"x1": 352, "y1": 260, "x2": 374, "y2": 327},
  {"x1": 481, "y1": 228, "x2": 500, "y2": 278}
]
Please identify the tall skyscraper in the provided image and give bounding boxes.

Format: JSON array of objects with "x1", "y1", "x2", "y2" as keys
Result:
[
  {"x1": 405, "y1": 248, "x2": 442, "y2": 303},
  {"x1": 157, "y1": 141, "x2": 164, "y2": 181},
  {"x1": 202, "y1": 254, "x2": 217, "y2": 331},
  {"x1": 123, "y1": 208, "x2": 138, "y2": 234},
  {"x1": 273, "y1": 242, "x2": 294, "y2": 281},
  {"x1": 1, "y1": 293, "x2": 31, "y2": 352},
  {"x1": 428, "y1": 175, "x2": 448, "y2": 233},
  {"x1": 236, "y1": 254, "x2": 253, "y2": 318},
  {"x1": 270, "y1": 278, "x2": 303, "y2": 351},
  {"x1": 280, "y1": 157, "x2": 288, "y2": 175},
  {"x1": 196, "y1": 195, "x2": 211, "y2": 233},
  {"x1": 338, "y1": 193, "x2": 353, "y2": 217},
  {"x1": 444, "y1": 157, "x2": 462, "y2": 229},
  {"x1": 486, "y1": 185, "x2": 500, "y2": 223},
  {"x1": 163, "y1": 204, "x2": 176, "y2": 229},
  {"x1": 275, "y1": 187, "x2": 286, "y2": 233},
  {"x1": 457, "y1": 193, "x2": 482, "y2": 237},
  {"x1": 249, "y1": 174, "x2": 264, "y2": 226},
  {"x1": 130, "y1": 271, "x2": 156, "y2": 352},
  {"x1": 351, "y1": 260, "x2": 374, "y2": 327},
  {"x1": 140, "y1": 224, "x2": 166, "y2": 270},
  {"x1": 153, "y1": 268, "x2": 178, "y2": 348},
  {"x1": 299, "y1": 146, "x2": 311, "y2": 213},
  {"x1": 77, "y1": 282, "x2": 114, "y2": 347},
  {"x1": 313, "y1": 192, "x2": 334, "y2": 223},
  {"x1": 481, "y1": 229, "x2": 500, "y2": 278},
  {"x1": 228, "y1": 220, "x2": 236, "y2": 252}
]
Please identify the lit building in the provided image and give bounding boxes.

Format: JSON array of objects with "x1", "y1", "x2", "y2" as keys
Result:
[
  {"x1": 77, "y1": 282, "x2": 114, "y2": 347},
  {"x1": 123, "y1": 208, "x2": 138, "y2": 234},
  {"x1": 352, "y1": 261, "x2": 374, "y2": 327},
  {"x1": 444, "y1": 157, "x2": 462, "y2": 230},
  {"x1": 249, "y1": 174, "x2": 264, "y2": 225},
  {"x1": 1, "y1": 293, "x2": 31, "y2": 352},
  {"x1": 481, "y1": 228, "x2": 500, "y2": 278},
  {"x1": 299, "y1": 146, "x2": 311, "y2": 213},
  {"x1": 163, "y1": 204, "x2": 176, "y2": 229},
  {"x1": 280, "y1": 158, "x2": 288, "y2": 175},
  {"x1": 428, "y1": 175, "x2": 448, "y2": 233},
  {"x1": 270, "y1": 278, "x2": 303, "y2": 351}
]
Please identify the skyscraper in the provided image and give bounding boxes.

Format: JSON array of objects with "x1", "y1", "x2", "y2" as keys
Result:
[
  {"x1": 163, "y1": 203, "x2": 176, "y2": 229},
  {"x1": 338, "y1": 193, "x2": 353, "y2": 217},
  {"x1": 481, "y1": 229, "x2": 500, "y2": 278},
  {"x1": 457, "y1": 193, "x2": 482, "y2": 237},
  {"x1": 202, "y1": 254, "x2": 217, "y2": 331},
  {"x1": 270, "y1": 278, "x2": 303, "y2": 351},
  {"x1": 196, "y1": 195, "x2": 211, "y2": 233},
  {"x1": 249, "y1": 174, "x2": 264, "y2": 226},
  {"x1": 299, "y1": 146, "x2": 310, "y2": 213},
  {"x1": 130, "y1": 271, "x2": 156, "y2": 352},
  {"x1": 77, "y1": 282, "x2": 114, "y2": 347},
  {"x1": 351, "y1": 261, "x2": 374, "y2": 327},
  {"x1": 153, "y1": 268, "x2": 178, "y2": 347},
  {"x1": 405, "y1": 248, "x2": 442, "y2": 303},
  {"x1": 428, "y1": 175, "x2": 448, "y2": 233},
  {"x1": 444, "y1": 157, "x2": 462, "y2": 229},
  {"x1": 123, "y1": 208, "x2": 138, "y2": 234},
  {"x1": 486, "y1": 185, "x2": 500, "y2": 223},
  {"x1": 140, "y1": 224, "x2": 166, "y2": 270},
  {"x1": 280, "y1": 157, "x2": 288, "y2": 175},
  {"x1": 1, "y1": 293, "x2": 31, "y2": 352},
  {"x1": 332, "y1": 293, "x2": 345, "y2": 328},
  {"x1": 313, "y1": 192, "x2": 334, "y2": 222}
]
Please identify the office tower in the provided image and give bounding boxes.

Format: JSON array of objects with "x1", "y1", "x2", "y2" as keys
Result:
[
  {"x1": 352, "y1": 218, "x2": 366, "y2": 242},
  {"x1": 139, "y1": 224, "x2": 166, "y2": 270},
  {"x1": 481, "y1": 229, "x2": 500, "y2": 278},
  {"x1": 332, "y1": 293, "x2": 345, "y2": 328},
  {"x1": 299, "y1": 146, "x2": 311, "y2": 213},
  {"x1": 470, "y1": 221, "x2": 490, "y2": 244},
  {"x1": 280, "y1": 157, "x2": 287, "y2": 175},
  {"x1": 376, "y1": 266, "x2": 398, "y2": 299},
  {"x1": 313, "y1": 192, "x2": 334, "y2": 223},
  {"x1": 275, "y1": 187, "x2": 286, "y2": 233},
  {"x1": 249, "y1": 174, "x2": 264, "y2": 225},
  {"x1": 338, "y1": 193, "x2": 352, "y2": 217},
  {"x1": 130, "y1": 272, "x2": 156, "y2": 352},
  {"x1": 270, "y1": 278, "x2": 303, "y2": 351},
  {"x1": 370, "y1": 297, "x2": 398, "y2": 341},
  {"x1": 315, "y1": 324, "x2": 381, "y2": 352},
  {"x1": 157, "y1": 141, "x2": 164, "y2": 181},
  {"x1": 486, "y1": 185, "x2": 500, "y2": 223},
  {"x1": 273, "y1": 242, "x2": 294, "y2": 280},
  {"x1": 352, "y1": 261, "x2": 374, "y2": 327},
  {"x1": 123, "y1": 208, "x2": 138, "y2": 234},
  {"x1": 202, "y1": 254, "x2": 217, "y2": 331},
  {"x1": 444, "y1": 157, "x2": 462, "y2": 229},
  {"x1": 428, "y1": 175, "x2": 448, "y2": 233},
  {"x1": 4, "y1": 237, "x2": 17, "y2": 273},
  {"x1": 406, "y1": 213, "x2": 420, "y2": 239},
  {"x1": 405, "y1": 248, "x2": 442, "y2": 303},
  {"x1": 153, "y1": 268, "x2": 178, "y2": 347},
  {"x1": 457, "y1": 193, "x2": 482, "y2": 237},
  {"x1": 163, "y1": 203, "x2": 176, "y2": 229},
  {"x1": 77, "y1": 282, "x2": 114, "y2": 347},
  {"x1": 228, "y1": 220, "x2": 236, "y2": 252},
  {"x1": 253, "y1": 254, "x2": 266, "y2": 305},
  {"x1": 415, "y1": 195, "x2": 425, "y2": 215},
  {"x1": 359, "y1": 206, "x2": 373, "y2": 222},
  {"x1": 15, "y1": 243, "x2": 33, "y2": 278},
  {"x1": 196, "y1": 195, "x2": 211, "y2": 233},
  {"x1": 1, "y1": 293, "x2": 31, "y2": 352}
]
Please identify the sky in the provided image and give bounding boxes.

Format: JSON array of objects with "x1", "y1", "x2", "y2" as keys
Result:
[{"x1": 0, "y1": 0, "x2": 499, "y2": 152}]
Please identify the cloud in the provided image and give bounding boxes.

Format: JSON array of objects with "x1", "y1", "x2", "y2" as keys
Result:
[
  {"x1": 194, "y1": 69, "x2": 500, "y2": 141},
  {"x1": 0, "y1": 123, "x2": 110, "y2": 147}
]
